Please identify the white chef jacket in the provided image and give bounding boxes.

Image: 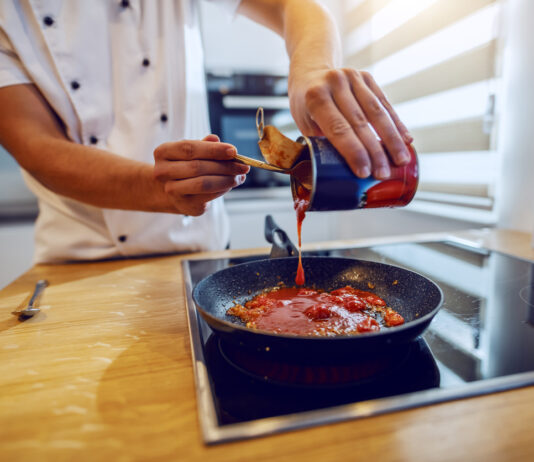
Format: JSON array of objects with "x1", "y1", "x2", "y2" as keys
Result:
[{"x1": 0, "y1": 0, "x2": 241, "y2": 263}]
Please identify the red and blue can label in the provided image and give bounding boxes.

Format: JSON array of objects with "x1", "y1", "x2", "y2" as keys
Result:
[{"x1": 292, "y1": 136, "x2": 418, "y2": 212}]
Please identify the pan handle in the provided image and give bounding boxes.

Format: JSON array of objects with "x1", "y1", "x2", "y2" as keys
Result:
[{"x1": 264, "y1": 215, "x2": 298, "y2": 259}]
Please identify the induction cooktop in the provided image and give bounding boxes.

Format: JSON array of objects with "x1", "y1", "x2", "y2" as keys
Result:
[{"x1": 182, "y1": 237, "x2": 534, "y2": 444}]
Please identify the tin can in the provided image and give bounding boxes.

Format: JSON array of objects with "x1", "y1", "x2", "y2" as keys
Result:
[{"x1": 290, "y1": 136, "x2": 418, "y2": 212}]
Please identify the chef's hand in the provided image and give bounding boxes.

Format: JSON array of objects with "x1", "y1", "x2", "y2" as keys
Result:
[
  {"x1": 153, "y1": 135, "x2": 249, "y2": 216},
  {"x1": 289, "y1": 68, "x2": 413, "y2": 179}
]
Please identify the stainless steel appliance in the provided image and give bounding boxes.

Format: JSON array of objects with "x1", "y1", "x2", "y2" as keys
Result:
[{"x1": 183, "y1": 237, "x2": 534, "y2": 444}]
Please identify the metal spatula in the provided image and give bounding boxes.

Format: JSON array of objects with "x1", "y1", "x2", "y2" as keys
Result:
[{"x1": 235, "y1": 154, "x2": 312, "y2": 190}]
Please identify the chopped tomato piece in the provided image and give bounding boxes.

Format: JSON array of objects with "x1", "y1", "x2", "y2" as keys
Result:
[
  {"x1": 365, "y1": 294, "x2": 386, "y2": 306},
  {"x1": 297, "y1": 288, "x2": 318, "y2": 296},
  {"x1": 344, "y1": 297, "x2": 366, "y2": 312},
  {"x1": 384, "y1": 308, "x2": 405, "y2": 326},
  {"x1": 332, "y1": 287, "x2": 386, "y2": 307},
  {"x1": 327, "y1": 295, "x2": 345, "y2": 305},
  {"x1": 331, "y1": 286, "x2": 357, "y2": 296},
  {"x1": 353, "y1": 290, "x2": 386, "y2": 306},
  {"x1": 304, "y1": 304, "x2": 333, "y2": 320},
  {"x1": 357, "y1": 317, "x2": 380, "y2": 333}
]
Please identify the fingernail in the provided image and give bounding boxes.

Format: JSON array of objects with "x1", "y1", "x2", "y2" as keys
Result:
[
  {"x1": 357, "y1": 166, "x2": 371, "y2": 178},
  {"x1": 226, "y1": 147, "x2": 236, "y2": 157},
  {"x1": 403, "y1": 132, "x2": 414, "y2": 144},
  {"x1": 376, "y1": 167, "x2": 390, "y2": 179},
  {"x1": 238, "y1": 174, "x2": 247, "y2": 185},
  {"x1": 399, "y1": 148, "x2": 411, "y2": 163}
]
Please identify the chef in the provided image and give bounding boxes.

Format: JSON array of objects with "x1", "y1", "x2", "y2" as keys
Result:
[{"x1": 0, "y1": 0, "x2": 412, "y2": 264}]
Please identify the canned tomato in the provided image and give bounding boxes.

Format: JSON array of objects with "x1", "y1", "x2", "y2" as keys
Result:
[{"x1": 290, "y1": 136, "x2": 419, "y2": 211}]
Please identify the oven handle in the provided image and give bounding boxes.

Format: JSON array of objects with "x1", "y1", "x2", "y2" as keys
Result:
[{"x1": 222, "y1": 95, "x2": 290, "y2": 110}]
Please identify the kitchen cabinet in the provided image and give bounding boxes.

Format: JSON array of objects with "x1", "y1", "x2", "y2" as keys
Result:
[
  {"x1": 225, "y1": 187, "x2": 487, "y2": 249},
  {"x1": 225, "y1": 187, "x2": 334, "y2": 248},
  {"x1": 0, "y1": 221, "x2": 34, "y2": 289},
  {"x1": 0, "y1": 147, "x2": 37, "y2": 217}
]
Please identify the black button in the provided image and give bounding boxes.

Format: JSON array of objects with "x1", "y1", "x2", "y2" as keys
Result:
[
  {"x1": 142, "y1": 58, "x2": 150, "y2": 67},
  {"x1": 160, "y1": 113, "x2": 168, "y2": 123},
  {"x1": 70, "y1": 81, "x2": 80, "y2": 90},
  {"x1": 43, "y1": 16, "x2": 54, "y2": 27},
  {"x1": 118, "y1": 235, "x2": 127, "y2": 243},
  {"x1": 120, "y1": 0, "x2": 130, "y2": 8},
  {"x1": 89, "y1": 136, "x2": 98, "y2": 145}
]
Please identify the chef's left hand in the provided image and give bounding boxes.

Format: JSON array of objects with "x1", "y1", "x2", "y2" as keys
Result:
[{"x1": 288, "y1": 67, "x2": 413, "y2": 179}]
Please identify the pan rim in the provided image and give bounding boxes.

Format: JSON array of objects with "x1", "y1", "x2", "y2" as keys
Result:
[{"x1": 192, "y1": 255, "x2": 444, "y2": 341}]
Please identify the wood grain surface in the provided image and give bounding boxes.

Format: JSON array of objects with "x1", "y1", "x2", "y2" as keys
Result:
[{"x1": 1, "y1": 229, "x2": 534, "y2": 462}]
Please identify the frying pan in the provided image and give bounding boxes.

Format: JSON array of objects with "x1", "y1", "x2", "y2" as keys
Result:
[{"x1": 193, "y1": 247, "x2": 443, "y2": 360}]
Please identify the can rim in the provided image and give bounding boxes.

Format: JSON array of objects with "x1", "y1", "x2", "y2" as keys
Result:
[
  {"x1": 292, "y1": 135, "x2": 316, "y2": 211},
  {"x1": 402, "y1": 143, "x2": 419, "y2": 205}
]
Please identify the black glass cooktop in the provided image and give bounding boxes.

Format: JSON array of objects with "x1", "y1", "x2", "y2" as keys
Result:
[{"x1": 182, "y1": 238, "x2": 534, "y2": 444}]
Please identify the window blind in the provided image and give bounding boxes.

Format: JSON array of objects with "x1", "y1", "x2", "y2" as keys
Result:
[{"x1": 342, "y1": 0, "x2": 502, "y2": 223}]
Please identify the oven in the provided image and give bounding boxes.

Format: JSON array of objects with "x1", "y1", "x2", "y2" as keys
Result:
[{"x1": 207, "y1": 73, "x2": 297, "y2": 188}]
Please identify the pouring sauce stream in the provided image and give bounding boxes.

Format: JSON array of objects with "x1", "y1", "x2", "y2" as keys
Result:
[{"x1": 294, "y1": 184, "x2": 310, "y2": 285}]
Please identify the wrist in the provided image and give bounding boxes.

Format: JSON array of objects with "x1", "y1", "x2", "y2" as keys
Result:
[
  {"x1": 142, "y1": 165, "x2": 180, "y2": 214},
  {"x1": 289, "y1": 48, "x2": 338, "y2": 76}
]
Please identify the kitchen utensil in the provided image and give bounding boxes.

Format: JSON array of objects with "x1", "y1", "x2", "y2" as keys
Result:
[
  {"x1": 234, "y1": 154, "x2": 312, "y2": 190},
  {"x1": 12, "y1": 279, "x2": 49, "y2": 318},
  {"x1": 193, "y1": 256, "x2": 443, "y2": 359}
]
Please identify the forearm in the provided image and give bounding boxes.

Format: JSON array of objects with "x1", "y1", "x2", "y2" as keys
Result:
[
  {"x1": 17, "y1": 136, "x2": 174, "y2": 213},
  {"x1": 283, "y1": 0, "x2": 342, "y2": 73},
  {"x1": 0, "y1": 84, "x2": 175, "y2": 213},
  {"x1": 239, "y1": 0, "x2": 341, "y2": 72},
  {"x1": 239, "y1": 0, "x2": 412, "y2": 178}
]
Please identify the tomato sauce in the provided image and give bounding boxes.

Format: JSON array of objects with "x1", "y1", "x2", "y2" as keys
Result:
[
  {"x1": 293, "y1": 184, "x2": 310, "y2": 285},
  {"x1": 227, "y1": 285, "x2": 404, "y2": 336}
]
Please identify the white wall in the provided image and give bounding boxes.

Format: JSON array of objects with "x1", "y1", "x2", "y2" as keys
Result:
[{"x1": 200, "y1": 0, "x2": 343, "y2": 75}]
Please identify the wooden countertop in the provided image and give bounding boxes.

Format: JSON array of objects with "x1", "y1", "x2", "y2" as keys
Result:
[{"x1": 1, "y1": 228, "x2": 534, "y2": 462}]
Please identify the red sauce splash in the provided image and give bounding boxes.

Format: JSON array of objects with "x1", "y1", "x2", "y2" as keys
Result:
[
  {"x1": 294, "y1": 185, "x2": 310, "y2": 285},
  {"x1": 227, "y1": 286, "x2": 404, "y2": 336}
]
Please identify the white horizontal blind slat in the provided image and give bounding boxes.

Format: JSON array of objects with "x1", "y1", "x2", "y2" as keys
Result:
[
  {"x1": 345, "y1": 0, "x2": 497, "y2": 69},
  {"x1": 366, "y1": 3, "x2": 499, "y2": 87},
  {"x1": 383, "y1": 40, "x2": 496, "y2": 104},
  {"x1": 345, "y1": 0, "x2": 440, "y2": 57},
  {"x1": 394, "y1": 80, "x2": 493, "y2": 130},
  {"x1": 410, "y1": 119, "x2": 490, "y2": 153}
]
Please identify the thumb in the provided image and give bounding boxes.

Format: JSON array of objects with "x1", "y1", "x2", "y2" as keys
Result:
[{"x1": 202, "y1": 134, "x2": 220, "y2": 142}]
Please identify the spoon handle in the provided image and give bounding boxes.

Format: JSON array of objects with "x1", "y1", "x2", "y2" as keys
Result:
[
  {"x1": 12, "y1": 279, "x2": 49, "y2": 318},
  {"x1": 234, "y1": 154, "x2": 287, "y2": 174},
  {"x1": 28, "y1": 279, "x2": 49, "y2": 309}
]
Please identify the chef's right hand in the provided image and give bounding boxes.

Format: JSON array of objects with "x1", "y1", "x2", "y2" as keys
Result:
[{"x1": 153, "y1": 134, "x2": 249, "y2": 216}]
